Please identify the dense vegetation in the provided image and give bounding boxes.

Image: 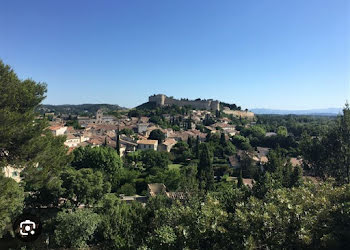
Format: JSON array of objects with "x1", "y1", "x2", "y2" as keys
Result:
[{"x1": 1, "y1": 60, "x2": 349, "y2": 249}]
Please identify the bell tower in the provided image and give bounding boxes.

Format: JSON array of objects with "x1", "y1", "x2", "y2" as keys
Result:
[{"x1": 96, "y1": 109, "x2": 103, "y2": 124}]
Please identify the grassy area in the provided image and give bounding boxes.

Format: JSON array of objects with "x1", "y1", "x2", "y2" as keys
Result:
[{"x1": 168, "y1": 164, "x2": 182, "y2": 170}]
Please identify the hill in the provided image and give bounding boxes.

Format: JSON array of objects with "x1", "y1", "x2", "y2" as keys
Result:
[{"x1": 37, "y1": 104, "x2": 126, "y2": 116}]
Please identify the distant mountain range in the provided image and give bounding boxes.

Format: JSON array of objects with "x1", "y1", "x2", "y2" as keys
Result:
[
  {"x1": 37, "y1": 104, "x2": 126, "y2": 115},
  {"x1": 251, "y1": 108, "x2": 342, "y2": 116}
]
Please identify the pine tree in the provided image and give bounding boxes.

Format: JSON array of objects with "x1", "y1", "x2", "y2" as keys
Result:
[{"x1": 0, "y1": 60, "x2": 71, "y2": 207}]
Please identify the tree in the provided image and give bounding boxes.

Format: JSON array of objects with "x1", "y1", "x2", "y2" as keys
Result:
[
  {"x1": 116, "y1": 128, "x2": 120, "y2": 155},
  {"x1": 0, "y1": 176, "x2": 24, "y2": 237},
  {"x1": 118, "y1": 183, "x2": 136, "y2": 196},
  {"x1": 231, "y1": 135, "x2": 252, "y2": 151},
  {"x1": 301, "y1": 103, "x2": 350, "y2": 184},
  {"x1": 187, "y1": 136, "x2": 193, "y2": 149},
  {"x1": 0, "y1": 60, "x2": 47, "y2": 168},
  {"x1": 220, "y1": 133, "x2": 226, "y2": 146},
  {"x1": 149, "y1": 129, "x2": 166, "y2": 144},
  {"x1": 171, "y1": 141, "x2": 192, "y2": 163},
  {"x1": 140, "y1": 150, "x2": 170, "y2": 170},
  {"x1": 71, "y1": 146, "x2": 122, "y2": 176},
  {"x1": 61, "y1": 168, "x2": 111, "y2": 207},
  {"x1": 237, "y1": 169, "x2": 243, "y2": 188},
  {"x1": 94, "y1": 194, "x2": 146, "y2": 249},
  {"x1": 53, "y1": 210, "x2": 101, "y2": 248},
  {"x1": 197, "y1": 144, "x2": 214, "y2": 191},
  {"x1": 291, "y1": 165, "x2": 303, "y2": 187},
  {"x1": 277, "y1": 126, "x2": 288, "y2": 136},
  {"x1": 240, "y1": 154, "x2": 257, "y2": 178},
  {"x1": 0, "y1": 60, "x2": 71, "y2": 206},
  {"x1": 195, "y1": 136, "x2": 200, "y2": 159}
]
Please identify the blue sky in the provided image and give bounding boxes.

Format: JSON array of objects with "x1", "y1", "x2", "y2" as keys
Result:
[{"x1": 1, "y1": 0, "x2": 349, "y2": 109}]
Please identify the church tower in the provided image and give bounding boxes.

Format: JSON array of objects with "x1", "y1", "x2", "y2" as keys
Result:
[{"x1": 96, "y1": 109, "x2": 103, "y2": 124}]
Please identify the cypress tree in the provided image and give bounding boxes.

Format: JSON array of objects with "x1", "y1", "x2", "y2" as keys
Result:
[
  {"x1": 187, "y1": 136, "x2": 193, "y2": 149},
  {"x1": 291, "y1": 165, "x2": 303, "y2": 187},
  {"x1": 220, "y1": 133, "x2": 226, "y2": 146},
  {"x1": 238, "y1": 168, "x2": 243, "y2": 188},
  {"x1": 116, "y1": 128, "x2": 120, "y2": 155},
  {"x1": 195, "y1": 136, "x2": 200, "y2": 159},
  {"x1": 197, "y1": 144, "x2": 214, "y2": 192}
]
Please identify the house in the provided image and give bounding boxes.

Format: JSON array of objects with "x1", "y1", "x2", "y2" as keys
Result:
[
  {"x1": 228, "y1": 155, "x2": 241, "y2": 170},
  {"x1": 147, "y1": 183, "x2": 167, "y2": 197},
  {"x1": 119, "y1": 194, "x2": 148, "y2": 204},
  {"x1": 265, "y1": 132, "x2": 277, "y2": 137},
  {"x1": 158, "y1": 138, "x2": 177, "y2": 152},
  {"x1": 49, "y1": 125, "x2": 67, "y2": 136},
  {"x1": 64, "y1": 134, "x2": 81, "y2": 147},
  {"x1": 137, "y1": 139, "x2": 158, "y2": 151},
  {"x1": 119, "y1": 137, "x2": 137, "y2": 152},
  {"x1": 147, "y1": 183, "x2": 186, "y2": 201}
]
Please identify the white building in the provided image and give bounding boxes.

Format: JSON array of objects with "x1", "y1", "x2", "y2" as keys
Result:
[
  {"x1": 137, "y1": 139, "x2": 158, "y2": 151},
  {"x1": 49, "y1": 125, "x2": 67, "y2": 136}
]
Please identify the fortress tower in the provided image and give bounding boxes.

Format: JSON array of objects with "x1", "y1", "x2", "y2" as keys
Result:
[{"x1": 149, "y1": 94, "x2": 166, "y2": 106}]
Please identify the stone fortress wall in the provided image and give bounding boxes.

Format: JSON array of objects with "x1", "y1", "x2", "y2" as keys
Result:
[{"x1": 149, "y1": 94, "x2": 220, "y2": 111}]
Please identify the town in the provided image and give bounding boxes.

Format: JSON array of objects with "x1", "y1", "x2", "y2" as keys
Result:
[
  {"x1": 1, "y1": 0, "x2": 348, "y2": 248},
  {"x1": 1, "y1": 61, "x2": 349, "y2": 250}
]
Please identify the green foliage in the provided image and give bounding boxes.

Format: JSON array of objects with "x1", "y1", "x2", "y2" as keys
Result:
[
  {"x1": 197, "y1": 144, "x2": 214, "y2": 192},
  {"x1": 94, "y1": 194, "x2": 146, "y2": 249},
  {"x1": 229, "y1": 182, "x2": 350, "y2": 249},
  {"x1": 0, "y1": 60, "x2": 48, "y2": 168},
  {"x1": 0, "y1": 61, "x2": 71, "y2": 208},
  {"x1": 171, "y1": 141, "x2": 192, "y2": 163},
  {"x1": 120, "y1": 128, "x2": 134, "y2": 136},
  {"x1": 277, "y1": 125, "x2": 288, "y2": 136},
  {"x1": 72, "y1": 146, "x2": 122, "y2": 174},
  {"x1": 139, "y1": 150, "x2": 170, "y2": 170},
  {"x1": 301, "y1": 104, "x2": 350, "y2": 183},
  {"x1": 53, "y1": 209, "x2": 101, "y2": 248},
  {"x1": 0, "y1": 176, "x2": 24, "y2": 237},
  {"x1": 116, "y1": 129, "x2": 120, "y2": 154},
  {"x1": 237, "y1": 169, "x2": 243, "y2": 187},
  {"x1": 65, "y1": 119, "x2": 82, "y2": 129},
  {"x1": 118, "y1": 183, "x2": 137, "y2": 195},
  {"x1": 231, "y1": 135, "x2": 252, "y2": 151},
  {"x1": 61, "y1": 168, "x2": 111, "y2": 207},
  {"x1": 149, "y1": 129, "x2": 166, "y2": 143},
  {"x1": 241, "y1": 125, "x2": 266, "y2": 139}
]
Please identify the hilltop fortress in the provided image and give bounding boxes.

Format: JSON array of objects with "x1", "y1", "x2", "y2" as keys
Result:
[{"x1": 149, "y1": 94, "x2": 220, "y2": 111}]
